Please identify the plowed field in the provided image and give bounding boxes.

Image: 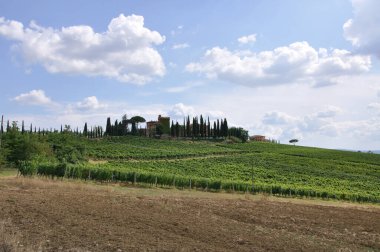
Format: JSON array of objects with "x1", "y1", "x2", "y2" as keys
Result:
[{"x1": 1, "y1": 177, "x2": 379, "y2": 251}]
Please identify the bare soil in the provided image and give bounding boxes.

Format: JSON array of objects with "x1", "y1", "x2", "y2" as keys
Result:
[{"x1": 0, "y1": 176, "x2": 379, "y2": 251}]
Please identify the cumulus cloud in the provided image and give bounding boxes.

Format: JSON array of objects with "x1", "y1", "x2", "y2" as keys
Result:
[
  {"x1": 260, "y1": 106, "x2": 344, "y2": 140},
  {"x1": 262, "y1": 111, "x2": 298, "y2": 125},
  {"x1": 172, "y1": 43, "x2": 189, "y2": 50},
  {"x1": 169, "y1": 103, "x2": 195, "y2": 117},
  {"x1": 12, "y1": 89, "x2": 53, "y2": 106},
  {"x1": 237, "y1": 34, "x2": 257, "y2": 44},
  {"x1": 343, "y1": 0, "x2": 380, "y2": 57},
  {"x1": 368, "y1": 102, "x2": 380, "y2": 113},
  {"x1": 186, "y1": 41, "x2": 371, "y2": 87},
  {"x1": 315, "y1": 105, "x2": 342, "y2": 118},
  {"x1": 0, "y1": 14, "x2": 166, "y2": 84},
  {"x1": 76, "y1": 96, "x2": 107, "y2": 111}
]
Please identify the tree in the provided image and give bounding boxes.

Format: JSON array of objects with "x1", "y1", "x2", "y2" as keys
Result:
[
  {"x1": 156, "y1": 124, "x2": 164, "y2": 136},
  {"x1": 105, "y1": 117, "x2": 112, "y2": 136},
  {"x1": 130, "y1": 116, "x2": 146, "y2": 135},
  {"x1": 216, "y1": 119, "x2": 220, "y2": 137},
  {"x1": 289, "y1": 139, "x2": 298, "y2": 145},
  {"x1": 207, "y1": 117, "x2": 210, "y2": 138},
  {"x1": 170, "y1": 120, "x2": 175, "y2": 137},
  {"x1": 2, "y1": 122, "x2": 52, "y2": 164},
  {"x1": 223, "y1": 118, "x2": 228, "y2": 137},
  {"x1": 213, "y1": 121, "x2": 217, "y2": 138},
  {"x1": 121, "y1": 114, "x2": 129, "y2": 135},
  {"x1": 21, "y1": 120, "x2": 25, "y2": 134},
  {"x1": 200, "y1": 115, "x2": 204, "y2": 138},
  {"x1": 83, "y1": 123, "x2": 88, "y2": 137},
  {"x1": 186, "y1": 116, "x2": 191, "y2": 137},
  {"x1": 175, "y1": 122, "x2": 180, "y2": 138},
  {"x1": 1, "y1": 115, "x2": 4, "y2": 134}
]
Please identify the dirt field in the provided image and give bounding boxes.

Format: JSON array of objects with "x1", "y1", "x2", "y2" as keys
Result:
[{"x1": 0, "y1": 176, "x2": 379, "y2": 252}]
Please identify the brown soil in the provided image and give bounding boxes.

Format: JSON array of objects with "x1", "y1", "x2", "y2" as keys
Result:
[{"x1": 0, "y1": 177, "x2": 379, "y2": 252}]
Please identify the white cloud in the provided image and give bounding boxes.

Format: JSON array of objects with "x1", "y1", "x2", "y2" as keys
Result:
[
  {"x1": 12, "y1": 89, "x2": 53, "y2": 106},
  {"x1": 0, "y1": 14, "x2": 166, "y2": 84},
  {"x1": 172, "y1": 43, "x2": 189, "y2": 50},
  {"x1": 76, "y1": 96, "x2": 107, "y2": 111},
  {"x1": 186, "y1": 41, "x2": 371, "y2": 87},
  {"x1": 368, "y1": 102, "x2": 380, "y2": 111},
  {"x1": 237, "y1": 34, "x2": 257, "y2": 44},
  {"x1": 165, "y1": 81, "x2": 203, "y2": 93},
  {"x1": 343, "y1": 0, "x2": 380, "y2": 57},
  {"x1": 315, "y1": 105, "x2": 342, "y2": 118},
  {"x1": 169, "y1": 103, "x2": 195, "y2": 118},
  {"x1": 262, "y1": 111, "x2": 298, "y2": 125}
]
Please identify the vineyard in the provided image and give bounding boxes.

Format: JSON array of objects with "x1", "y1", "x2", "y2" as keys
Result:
[{"x1": 16, "y1": 136, "x2": 380, "y2": 203}]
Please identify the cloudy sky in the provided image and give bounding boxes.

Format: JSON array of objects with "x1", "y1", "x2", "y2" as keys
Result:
[{"x1": 1, "y1": 0, "x2": 380, "y2": 150}]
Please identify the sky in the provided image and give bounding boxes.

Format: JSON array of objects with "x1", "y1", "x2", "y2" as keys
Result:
[{"x1": 1, "y1": 0, "x2": 380, "y2": 150}]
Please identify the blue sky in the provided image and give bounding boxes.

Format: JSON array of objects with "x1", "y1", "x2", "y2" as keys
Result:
[{"x1": 1, "y1": 0, "x2": 380, "y2": 150}]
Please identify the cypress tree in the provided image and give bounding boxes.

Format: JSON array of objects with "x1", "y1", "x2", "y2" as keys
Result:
[
  {"x1": 6, "y1": 120, "x2": 10, "y2": 132},
  {"x1": 223, "y1": 118, "x2": 228, "y2": 137},
  {"x1": 183, "y1": 118, "x2": 186, "y2": 138},
  {"x1": 105, "y1": 117, "x2": 111, "y2": 135},
  {"x1": 21, "y1": 120, "x2": 25, "y2": 134},
  {"x1": 113, "y1": 120, "x2": 118, "y2": 136},
  {"x1": 83, "y1": 122, "x2": 88, "y2": 137},
  {"x1": 170, "y1": 120, "x2": 175, "y2": 137},
  {"x1": 118, "y1": 121, "x2": 123, "y2": 136},
  {"x1": 0, "y1": 115, "x2": 3, "y2": 134},
  {"x1": 216, "y1": 119, "x2": 220, "y2": 137},
  {"x1": 192, "y1": 117, "x2": 196, "y2": 138},
  {"x1": 213, "y1": 121, "x2": 216, "y2": 138},
  {"x1": 175, "y1": 122, "x2": 180, "y2": 138},
  {"x1": 186, "y1": 116, "x2": 191, "y2": 137},
  {"x1": 200, "y1": 115, "x2": 204, "y2": 138},
  {"x1": 207, "y1": 117, "x2": 211, "y2": 138}
]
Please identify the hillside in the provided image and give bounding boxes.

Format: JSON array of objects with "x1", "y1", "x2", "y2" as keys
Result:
[{"x1": 15, "y1": 135, "x2": 380, "y2": 203}]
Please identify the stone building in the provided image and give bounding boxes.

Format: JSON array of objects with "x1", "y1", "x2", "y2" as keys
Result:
[{"x1": 146, "y1": 115, "x2": 170, "y2": 137}]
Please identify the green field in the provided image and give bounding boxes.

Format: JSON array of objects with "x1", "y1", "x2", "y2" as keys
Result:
[{"x1": 18, "y1": 136, "x2": 380, "y2": 203}]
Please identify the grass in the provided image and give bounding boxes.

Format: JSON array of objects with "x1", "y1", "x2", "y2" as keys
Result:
[{"x1": 0, "y1": 167, "x2": 17, "y2": 177}]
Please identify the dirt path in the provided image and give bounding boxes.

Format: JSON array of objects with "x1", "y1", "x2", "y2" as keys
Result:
[{"x1": 0, "y1": 177, "x2": 379, "y2": 251}]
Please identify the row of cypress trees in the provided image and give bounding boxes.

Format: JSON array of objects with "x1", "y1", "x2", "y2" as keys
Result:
[{"x1": 170, "y1": 115, "x2": 229, "y2": 138}]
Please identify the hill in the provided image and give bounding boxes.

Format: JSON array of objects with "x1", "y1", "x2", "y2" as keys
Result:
[{"x1": 15, "y1": 135, "x2": 380, "y2": 203}]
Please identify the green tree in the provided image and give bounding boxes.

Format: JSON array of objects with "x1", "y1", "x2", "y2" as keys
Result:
[
  {"x1": 83, "y1": 123, "x2": 88, "y2": 137},
  {"x1": 175, "y1": 122, "x2": 180, "y2": 138},
  {"x1": 289, "y1": 139, "x2": 299, "y2": 145},
  {"x1": 170, "y1": 120, "x2": 175, "y2": 137},
  {"x1": 21, "y1": 120, "x2": 25, "y2": 134},
  {"x1": 156, "y1": 124, "x2": 164, "y2": 136},
  {"x1": 2, "y1": 123, "x2": 52, "y2": 165},
  {"x1": 1, "y1": 115, "x2": 4, "y2": 134},
  {"x1": 186, "y1": 116, "x2": 191, "y2": 137},
  {"x1": 130, "y1": 116, "x2": 146, "y2": 135},
  {"x1": 105, "y1": 117, "x2": 112, "y2": 136}
]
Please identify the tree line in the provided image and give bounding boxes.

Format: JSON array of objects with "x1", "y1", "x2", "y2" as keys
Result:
[{"x1": 0, "y1": 114, "x2": 249, "y2": 142}]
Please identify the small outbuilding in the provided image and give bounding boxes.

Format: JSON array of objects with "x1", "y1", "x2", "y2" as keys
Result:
[{"x1": 250, "y1": 135, "x2": 266, "y2": 142}]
